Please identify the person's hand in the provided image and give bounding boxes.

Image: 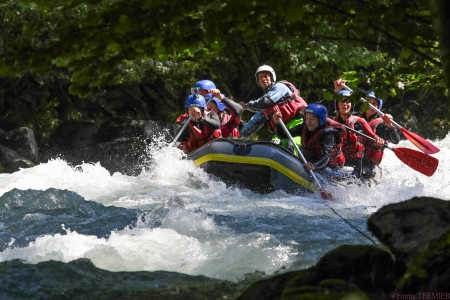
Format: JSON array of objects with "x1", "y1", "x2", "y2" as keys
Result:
[
  {"x1": 272, "y1": 111, "x2": 282, "y2": 123},
  {"x1": 209, "y1": 89, "x2": 223, "y2": 100},
  {"x1": 240, "y1": 101, "x2": 247, "y2": 110},
  {"x1": 382, "y1": 114, "x2": 393, "y2": 128},
  {"x1": 334, "y1": 78, "x2": 347, "y2": 93},
  {"x1": 188, "y1": 107, "x2": 203, "y2": 122},
  {"x1": 375, "y1": 136, "x2": 386, "y2": 147},
  {"x1": 304, "y1": 161, "x2": 315, "y2": 171}
]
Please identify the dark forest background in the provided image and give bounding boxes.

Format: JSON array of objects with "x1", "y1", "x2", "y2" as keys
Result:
[{"x1": 1, "y1": 0, "x2": 449, "y2": 148}]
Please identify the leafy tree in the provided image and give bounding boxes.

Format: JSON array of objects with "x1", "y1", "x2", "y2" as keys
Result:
[{"x1": 0, "y1": 0, "x2": 448, "y2": 141}]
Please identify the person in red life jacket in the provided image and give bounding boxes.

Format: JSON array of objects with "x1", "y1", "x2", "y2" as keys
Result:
[
  {"x1": 273, "y1": 104, "x2": 348, "y2": 180},
  {"x1": 359, "y1": 91, "x2": 400, "y2": 178},
  {"x1": 175, "y1": 94, "x2": 221, "y2": 154},
  {"x1": 240, "y1": 65, "x2": 307, "y2": 138},
  {"x1": 206, "y1": 90, "x2": 243, "y2": 138},
  {"x1": 332, "y1": 87, "x2": 385, "y2": 178}
]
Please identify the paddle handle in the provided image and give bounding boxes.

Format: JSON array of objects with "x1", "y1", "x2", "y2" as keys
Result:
[
  {"x1": 359, "y1": 97, "x2": 403, "y2": 129},
  {"x1": 170, "y1": 115, "x2": 192, "y2": 147},
  {"x1": 278, "y1": 119, "x2": 323, "y2": 189},
  {"x1": 340, "y1": 122, "x2": 377, "y2": 143}
]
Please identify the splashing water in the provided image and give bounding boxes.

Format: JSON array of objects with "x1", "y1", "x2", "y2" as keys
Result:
[{"x1": 0, "y1": 134, "x2": 448, "y2": 281}]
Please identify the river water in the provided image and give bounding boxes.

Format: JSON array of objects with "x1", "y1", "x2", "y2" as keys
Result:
[{"x1": 0, "y1": 134, "x2": 448, "y2": 286}]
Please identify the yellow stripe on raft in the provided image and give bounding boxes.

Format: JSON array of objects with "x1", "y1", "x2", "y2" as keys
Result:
[{"x1": 194, "y1": 154, "x2": 317, "y2": 192}]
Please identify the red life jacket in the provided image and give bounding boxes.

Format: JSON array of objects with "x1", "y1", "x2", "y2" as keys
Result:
[
  {"x1": 217, "y1": 110, "x2": 241, "y2": 138},
  {"x1": 175, "y1": 113, "x2": 215, "y2": 153},
  {"x1": 340, "y1": 115, "x2": 365, "y2": 161},
  {"x1": 263, "y1": 81, "x2": 308, "y2": 132},
  {"x1": 364, "y1": 117, "x2": 385, "y2": 165},
  {"x1": 301, "y1": 122, "x2": 345, "y2": 169}
]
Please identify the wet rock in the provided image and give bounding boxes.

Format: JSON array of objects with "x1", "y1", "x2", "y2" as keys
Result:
[
  {"x1": 396, "y1": 230, "x2": 450, "y2": 293},
  {"x1": 238, "y1": 197, "x2": 450, "y2": 300},
  {"x1": 0, "y1": 126, "x2": 38, "y2": 172},
  {"x1": 238, "y1": 245, "x2": 394, "y2": 300},
  {"x1": 0, "y1": 258, "x2": 244, "y2": 300},
  {"x1": 315, "y1": 245, "x2": 403, "y2": 296},
  {"x1": 0, "y1": 188, "x2": 139, "y2": 251},
  {"x1": 3, "y1": 127, "x2": 39, "y2": 162},
  {"x1": 368, "y1": 196, "x2": 450, "y2": 264},
  {"x1": 0, "y1": 144, "x2": 34, "y2": 173},
  {"x1": 43, "y1": 119, "x2": 170, "y2": 175}
]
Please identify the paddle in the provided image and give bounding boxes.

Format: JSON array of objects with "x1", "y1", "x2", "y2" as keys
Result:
[
  {"x1": 340, "y1": 123, "x2": 438, "y2": 177},
  {"x1": 278, "y1": 119, "x2": 333, "y2": 200},
  {"x1": 341, "y1": 83, "x2": 440, "y2": 155},
  {"x1": 169, "y1": 115, "x2": 192, "y2": 147},
  {"x1": 359, "y1": 97, "x2": 440, "y2": 155}
]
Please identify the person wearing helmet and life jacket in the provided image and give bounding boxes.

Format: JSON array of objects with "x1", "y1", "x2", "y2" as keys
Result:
[
  {"x1": 273, "y1": 103, "x2": 347, "y2": 180},
  {"x1": 192, "y1": 79, "x2": 243, "y2": 137},
  {"x1": 359, "y1": 91, "x2": 400, "y2": 178},
  {"x1": 175, "y1": 93, "x2": 221, "y2": 154},
  {"x1": 240, "y1": 65, "x2": 308, "y2": 141},
  {"x1": 333, "y1": 79, "x2": 386, "y2": 178},
  {"x1": 206, "y1": 90, "x2": 243, "y2": 138}
]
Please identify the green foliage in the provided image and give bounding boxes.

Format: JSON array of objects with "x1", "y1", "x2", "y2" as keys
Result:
[{"x1": 0, "y1": 0, "x2": 448, "y2": 141}]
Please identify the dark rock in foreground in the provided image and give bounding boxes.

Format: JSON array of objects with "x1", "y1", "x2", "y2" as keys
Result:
[
  {"x1": 238, "y1": 196, "x2": 450, "y2": 300},
  {"x1": 368, "y1": 196, "x2": 450, "y2": 264},
  {"x1": 0, "y1": 258, "x2": 244, "y2": 300}
]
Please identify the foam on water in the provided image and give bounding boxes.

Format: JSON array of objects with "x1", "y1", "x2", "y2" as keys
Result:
[{"x1": 0, "y1": 134, "x2": 448, "y2": 281}]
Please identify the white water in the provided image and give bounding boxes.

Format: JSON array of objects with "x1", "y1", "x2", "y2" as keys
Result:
[{"x1": 0, "y1": 134, "x2": 449, "y2": 281}]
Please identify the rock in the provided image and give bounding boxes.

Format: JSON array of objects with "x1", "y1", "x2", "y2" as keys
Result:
[
  {"x1": 396, "y1": 230, "x2": 450, "y2": 293},
  {"x1": 315, "y1": 245, "x2": 403, "y2": 296},
  {"x1": 0, "y1": 258, "x2": 244, "y2": 300},
  {"x1": 368, "y1": 197, "x2": 450, "y2": 264},
  {"x1": 238, "y1": 197, "x2": 450, "y2": 300},
  {"x1": 238, "y1": 245, "x2": 394, "y2": 300},
  {"x1": 0, "y1": 126, "x2": 38, "y2": 172},
  {"x1": 4, "y1": 127, "x2": 39, "y2": 161},
  {"x1": 0, "y1": 144, "x2": 35, "y2": 173},
  {"x1": 43, "y1": 119, "x2": 170, "y2": 175}
]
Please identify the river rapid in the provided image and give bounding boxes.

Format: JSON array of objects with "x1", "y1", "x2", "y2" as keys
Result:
[{"x1": 0, "y1": 134, "x2": 448, "y2": 286}]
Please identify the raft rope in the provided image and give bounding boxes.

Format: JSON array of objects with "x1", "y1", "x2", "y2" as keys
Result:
[{"x1": 324, "y1": 202, "x2": 378, "y2": 246}]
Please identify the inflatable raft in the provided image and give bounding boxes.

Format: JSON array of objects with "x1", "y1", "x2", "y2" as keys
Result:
[{"x1": 188, "y1": 138, "x2": 317, "y2": 193}]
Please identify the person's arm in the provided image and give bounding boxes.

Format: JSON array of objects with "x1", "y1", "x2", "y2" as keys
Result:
[
  {"x1": 222, "y1": 96, "x2": 243, "y2": 116},
  {"x1": 208, "y1": 89, "x2": 243, "y2": 115},
  {"x1": 312, "y1": 132, "x2": 334, "y2": 170},
  {"x1": 355, "y1": 118, "x2": 385, "y2": 147},
  {"x1": 245, "y1": 83, "x2": 291, "y2": 111},
  {"x1": 202, "y1": 111, "x2": 221, "y2": 129}
]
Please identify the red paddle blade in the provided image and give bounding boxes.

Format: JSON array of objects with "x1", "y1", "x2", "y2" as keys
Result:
[
  {"x1": 401, "y1": 128, "x2": 440, "y2": 155},
  {"x1": 390, "y1": 147, "x2": 439, "y2": 176}
]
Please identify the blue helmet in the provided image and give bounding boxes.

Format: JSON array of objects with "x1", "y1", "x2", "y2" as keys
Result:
[
  {"x1": 210, "y1": 97, "x2": 226, "y2": 111},
  {"x1": 185, "y1": 94, "x2": 206, "y2": 111},
  {"x1": 204, "y1": 93, "x2": 226, "y2": 111},
  {"x1": 334, "y1": 89, "x2": 352, "y2": 113},
  {"x1": 305, "y1": 104, "x2": 327, "y2": 127},
  {"x1": 367, "y1": 91, "x2": 383, "y2": 110},
  {"x1": 194, "y1": 80, "x2": 216, "y2": 91}
]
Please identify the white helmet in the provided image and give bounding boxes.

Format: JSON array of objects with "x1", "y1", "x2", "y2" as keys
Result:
[{"x1": 255, "y1": 65, "x2": 276, "y2": 85}]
